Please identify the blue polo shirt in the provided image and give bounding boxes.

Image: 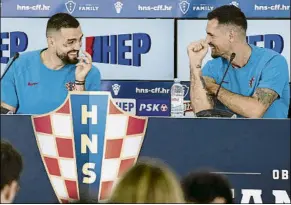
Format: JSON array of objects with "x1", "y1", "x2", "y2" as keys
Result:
[
  {"x1": 202, "y1": 44, "x2": 290, "y2": 118},
  {"x1": 1, "y1": 49, "x2": 101, "y2": 114}
]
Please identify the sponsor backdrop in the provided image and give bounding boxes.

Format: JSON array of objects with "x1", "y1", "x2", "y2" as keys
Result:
[
  {"x1": 1, "y1": 0, "x2": 290, "y2": 117},
  {"x1": 178, "y1": 20, "x2": 291, "y2": 81},
  {"x1": 0, "y1": 18, "x2": 175, "y2": 80},
  {"x1": 0, "y1": 1, "x2": 290, "y2": 204},
  {"x1": 1, "y1": 0, "x2": 290, "y2": 18}
]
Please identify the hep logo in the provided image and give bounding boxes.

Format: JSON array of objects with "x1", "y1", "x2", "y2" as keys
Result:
[
  {"x1": 86, "y1": 33, "x2": 151, "y2": 67},
  {"x1": 0, "y1": 32, "x2": 28, "y2": 64},
  {"x1": 114, "y1": 99, "x2": 136, "y2": 115},
  {"x1": 247, "y1": 34, "x2": 284, "y2": 54}
]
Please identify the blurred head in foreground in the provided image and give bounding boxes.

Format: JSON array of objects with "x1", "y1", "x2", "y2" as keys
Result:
[
  {"x1": 108, "y1": 159, "x2": 185, "y2": 203},
  {"x1": 181, "y1": 171, "x2": 233, "y2": 203},
  {"x1": 1, "y1": 140, "x2": 23, "y2": 203}
]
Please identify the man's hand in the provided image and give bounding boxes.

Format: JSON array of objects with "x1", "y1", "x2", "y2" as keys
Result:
[
  {"x1": 75, "y1": 50, "x2": 92, "y2": 81},
  {"x1": 1, "y1": 102, "x2": 16, "y2": 114},
  {"x1": 187, "y1": 39, "x2": 209, "y2": 68}
]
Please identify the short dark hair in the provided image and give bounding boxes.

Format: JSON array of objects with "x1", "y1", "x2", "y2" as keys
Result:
[
  {"x1": 1, "y1": 140, "x2": 23, "y2": 190},
  {"x1": 181, "y1": 171, "x2": 233, "y2": 203},
  {"x1": 46, "y1": 13, "x2": 80, "y2": 36},
  {"x1": 207, "y1": 5, "x2": 247, "y2": 32}
]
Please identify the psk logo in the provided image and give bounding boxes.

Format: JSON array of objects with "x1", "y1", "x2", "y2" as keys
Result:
[
  {"x1": 179, "y1": 0, "x2": 190, "y2": 14},
  {"x1": 249, "y1": 77, "x2": 255, "y2": 88},
  {"x1": 112, "y1": 84, "x2": 121, "y2": 96},
  {"x1": 31, "y1": 92, "x2": 148, "y2": 202},
  {"x1": 182, "y1": 85, "x2": 189, "y2": 98},
  {"x1": 65, "y1": 0, "x2": 76, "y2": 14},
  {"x1": 161, "y1": 104, "x2": 168, "y2": 112},
  {"x1": 114, "y1": 1, "x2": 123, "y2": 14},
  {"x1": 229, "y1": 1, "x2": 239, "y2": 7}
]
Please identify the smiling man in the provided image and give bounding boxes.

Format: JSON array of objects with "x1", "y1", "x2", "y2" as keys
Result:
[
  {"x1": 1, "y1": 13, "x2": 101, "y2": 114},
  {"x1": 188, "y1": 5, "x2": 290, "y2": 118}
]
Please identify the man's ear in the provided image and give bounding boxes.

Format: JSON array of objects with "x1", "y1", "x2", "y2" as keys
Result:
[
  {"x1": 229, "y1": 29, "x2": 235, "y2": 43},
  {"x1": 1, "y1": 181, "x2": 19, "y2": 203},
  {"x1": 47, "y1": 36, "x2": 55, "y2": 47}
]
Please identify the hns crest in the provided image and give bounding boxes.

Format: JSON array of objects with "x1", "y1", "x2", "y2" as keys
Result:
[
  {"x1": 179, "y1": 0, "x2": 190, "y2": 14},
  {"x1": 65, "y1": 0, "x2": 76, "y2": 14},
  {"x1": 31, "y1": 92, "x2": 148, "y2": 203}
]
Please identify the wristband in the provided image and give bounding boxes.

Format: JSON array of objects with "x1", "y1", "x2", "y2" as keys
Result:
[
  {"x1": 75, "y1": 79, "x2": 85, "y2": 83},
  {"x1": 75, "y1": 80, "x2": 85, "y2": 85},
  {"x1": 75, "y1": 82, "x2": 85, "y2": 85}
]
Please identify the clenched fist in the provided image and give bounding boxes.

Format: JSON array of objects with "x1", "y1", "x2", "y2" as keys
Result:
[{"x1": 187, "y1": 39, "x2": 209, "y2": 66}]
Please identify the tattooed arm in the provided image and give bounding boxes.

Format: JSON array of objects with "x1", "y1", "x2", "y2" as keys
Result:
[
  {"x1": 206, "y1": 83, "x2": 278, "y2": 118},
  {"x1": 190, "y1": 64, "x2": 215, "y2": 114}
]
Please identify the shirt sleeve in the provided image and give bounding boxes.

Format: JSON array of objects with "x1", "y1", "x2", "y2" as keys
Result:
[
  {"x1": 202, "y1": 60, "x2": 219, "y2": 82},
  {"x1": 256, "y1": 55, "x2": 289, "y2": 97},
  {"x1": 85, "y1": 65, "x2": 101, "y2": 91},
  {"x1": 1, "y1": 59, "x2": 19, "y2": 108}
]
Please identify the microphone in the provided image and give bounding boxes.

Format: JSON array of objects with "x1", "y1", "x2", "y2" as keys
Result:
[
  {"x1": 196, "y1": 53, "x2": 237, "y2": 118},
  {"x1": 1, "y1": 52, "x2": 19, "y2": 80},
  {"x1": 213, "y1": 52, "x2": 236, "y2": 108}
]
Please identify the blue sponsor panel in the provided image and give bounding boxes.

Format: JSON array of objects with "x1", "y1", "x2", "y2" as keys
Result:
[
  {"x1": 101, "y1": 80, "x2": 191, "y2": 116},
  {"x1": 101, "y1": 80, "x2": 190, "y2": 100},
  {"x1": 136, "y1": 99, "x2": 170, "y2": 116},
  {"x1": 0, "y1": 0, "x2": 289, "y2": 18},
  {"x1": 101, "y1": 80, "x2": 172, "y2": 99},
  {"x1": 70, "y1": 93, "x2": 109, "y2": 199},
  {"x1": 179, "y1": 0, "x2": 290, "y2": 18}
]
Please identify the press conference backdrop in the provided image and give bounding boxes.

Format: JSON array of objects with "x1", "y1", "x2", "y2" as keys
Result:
[
  {"x1": 0, "y1": 18, "x2": 175, "y2": 80},
  {"x1": 178, "y1": 19, "x2": 291, "y2": 81},
  {"x1": 1, "y1": 0, "x2": 290, "y2": 117},
  {"x1": 0, "y1": 0, "x2": 290, "y2": 18}
]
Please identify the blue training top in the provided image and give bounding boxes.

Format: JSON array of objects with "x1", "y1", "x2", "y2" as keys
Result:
[
  {"x1": 1, "y1": 49, "x2": 101, "y2": 114},
  {"x1": 202, "y1": 44, "x2": 290, "y2": 118}
]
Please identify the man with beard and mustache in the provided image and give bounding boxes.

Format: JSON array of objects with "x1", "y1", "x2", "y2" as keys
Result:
[
  {"x1": 188, "y1": 5, "x2": 290, "y2": 118},
  {"x1": 1, "y1": 13, "x2": 101, "y2": 114}
]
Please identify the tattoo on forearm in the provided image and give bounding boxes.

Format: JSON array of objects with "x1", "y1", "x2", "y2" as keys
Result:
[
  {"x1": 206, "y1": 93, "x2": 214, "y2": 106},
  {"x1": 219, "y1": 89, "x2": 246, "y2": 114},
  {"x1": 198, "y1": 76, "x2": 214, "y2": 105},
  {"x1": 253, "y1": 88, "x2": 278, "y2": 106},
  {"x1": 200, "y1": 76, "x2": 206, "y2": 89}
]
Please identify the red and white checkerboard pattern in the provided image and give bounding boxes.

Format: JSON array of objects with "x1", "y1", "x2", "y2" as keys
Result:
[
  {"x1": 98, "y1": 100, "x2": 148, "y2": 201},
  {"x1": 31, "y1": 98, "x2": 80, "y2": 204},
  {"x1": 31, "y1": 92, "x2": 148, "y2": 203}
]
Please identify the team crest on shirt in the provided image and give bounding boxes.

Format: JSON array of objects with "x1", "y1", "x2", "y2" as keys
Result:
[
  {"x1": 65, "y1": 82, "x2": 76, "y2": 91},
  {"x1": 31, "y1": 92, "x2": 148, "y2": 203},
  {"x1": 249, "y1": 77, "x2": 255, "y2": 88}
]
